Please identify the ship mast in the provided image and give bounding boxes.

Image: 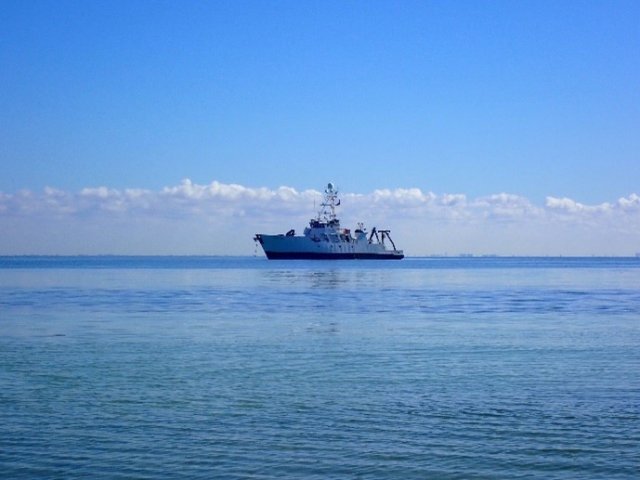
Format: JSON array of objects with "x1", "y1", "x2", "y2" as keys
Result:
[{"x1": 317, "y1": 182, "x2": 340, "y2": 223}]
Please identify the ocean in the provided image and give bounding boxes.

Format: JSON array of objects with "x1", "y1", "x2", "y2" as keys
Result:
[{"x1": 1, "y1": 256, "x2": 638, "y2": 479}]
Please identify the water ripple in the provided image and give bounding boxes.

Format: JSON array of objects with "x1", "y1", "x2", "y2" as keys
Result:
[{"x1": 1, "y1": 258, "x2": 639, "y2": 478}]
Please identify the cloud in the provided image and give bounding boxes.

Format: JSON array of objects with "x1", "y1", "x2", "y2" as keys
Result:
[
  {"x1": 616, "y1": 193, "x2": 640, "y2": 211},
  {"x1": 440, "y1": 193, "x2": 467, "y2": 206},
  {"x1": 1, "y1": 180, "x2": 639, "y2": 255},
  {"x1": 473, "y1": 193, "x2": 542, "y2": 220},
  {"x1": 545, "y1": 196, "x2": 612, "y2": 214},
  {"x1": 544, "y1": 194, "x2": 640, "y2": 216}
]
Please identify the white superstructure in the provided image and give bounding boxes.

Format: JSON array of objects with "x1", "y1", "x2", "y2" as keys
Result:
[{"x1": 254, "y1": 183, "x2": 404, "y2": 260}]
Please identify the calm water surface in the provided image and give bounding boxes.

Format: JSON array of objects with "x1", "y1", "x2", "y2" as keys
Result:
[{"x1": 1, "y1": 257, "x2": 639, "y2": 479}]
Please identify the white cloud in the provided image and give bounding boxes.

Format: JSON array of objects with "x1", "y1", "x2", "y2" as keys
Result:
[
  {"x1": 617, "y1": 193, "x2": 640, "y2": 211},
  {"x1": 545, "y1": 196, "x2": 613, "y2": 214},
  {"x1": 473, "y1": 193, "x2": 541, "y2": 219},
  {"x1": 0, "y1": 180, "x2": 639, "y2": 255},
  {"x1": 440, "y1": 193, "x2": 466, "y2": 206},
  {"x1": 371, "y1": 187, "x2": 434, "y2": 205}
]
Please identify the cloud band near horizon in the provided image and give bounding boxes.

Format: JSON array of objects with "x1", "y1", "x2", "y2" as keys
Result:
[{"x1": 1, "y1": 180, "x2": 639, "y2": 256}]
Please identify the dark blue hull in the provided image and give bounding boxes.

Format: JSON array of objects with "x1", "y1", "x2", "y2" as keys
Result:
[{"x1": 264, "y1": 251, "x2": 404, "y2": 260}]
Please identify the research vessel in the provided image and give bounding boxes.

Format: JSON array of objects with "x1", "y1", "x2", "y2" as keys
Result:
[{"x1": 254, "y1": 183, "x2": 404, "y2": 259}]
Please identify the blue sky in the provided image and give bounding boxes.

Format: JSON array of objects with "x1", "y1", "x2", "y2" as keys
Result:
[{"x1": 1, "y1": 1, "x2": 639, "y2": 255}]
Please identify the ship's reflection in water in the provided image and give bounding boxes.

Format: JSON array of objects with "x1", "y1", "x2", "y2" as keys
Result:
[
  {"x1": 308, "y1": 269, "x2": 345, "y2": 289},
  {"x1": 258, "y1": 268, "x2": 351, "y2": 334},
  {"x1": 260, "y1": 267, "x2": 348, "y2": 289}
]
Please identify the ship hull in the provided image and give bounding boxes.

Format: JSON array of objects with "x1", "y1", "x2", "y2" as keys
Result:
[
  {"x1": 264, "y1": 251, "x2": 404, "y2": 260},
  {"x1": 255, "y1": 234, "x2": 404, "y2": 260}
]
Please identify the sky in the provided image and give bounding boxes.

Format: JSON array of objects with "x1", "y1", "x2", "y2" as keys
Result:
[{"x1": 1, "y1": 0, "x2": 639, "y2": 255}]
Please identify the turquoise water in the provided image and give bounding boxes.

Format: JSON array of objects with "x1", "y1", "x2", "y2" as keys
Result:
[{"x1": 1, "y1": 257, "x2": 639, "y2": 479}]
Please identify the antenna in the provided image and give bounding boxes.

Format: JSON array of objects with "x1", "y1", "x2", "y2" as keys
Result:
[{"x1": 317, "y1": 182, "x2": 340, "y2": 222}]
